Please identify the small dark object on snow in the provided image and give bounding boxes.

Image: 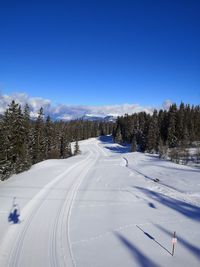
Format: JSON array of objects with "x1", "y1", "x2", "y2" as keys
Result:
[
  {"x1": 8, "y1": 207, "x2": 20, "y2": 224},
  {"x1": 8, "y1": 198, "x2": 20, "y2": 224},
  {"x1": 154, "y1": 178, "x2": 160, "y2": 182}
]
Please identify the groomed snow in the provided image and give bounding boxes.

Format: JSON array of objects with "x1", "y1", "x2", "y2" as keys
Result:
[{"x1": 0, "y1": 136, "x2": 200, "y2": 267}]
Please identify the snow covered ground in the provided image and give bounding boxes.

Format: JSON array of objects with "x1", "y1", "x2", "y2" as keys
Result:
[{"x1": 0, "y1": 136, "x2": 200, "y2": 267}]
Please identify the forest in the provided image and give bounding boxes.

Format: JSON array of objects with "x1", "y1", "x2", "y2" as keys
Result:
[
  {"x1": 113, "y1": 103, "x2": 200, "y2": 163},
  {"x1": 0, "y1": 100, "x2": 114, "y2": 180},
  {"x1": 0, "y1": 101, "x2": 200, "y2": 181}
]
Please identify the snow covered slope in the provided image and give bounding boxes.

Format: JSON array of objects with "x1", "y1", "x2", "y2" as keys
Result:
[{"x1": 0, "y1": 136, "x2": 200, "y2": 267}]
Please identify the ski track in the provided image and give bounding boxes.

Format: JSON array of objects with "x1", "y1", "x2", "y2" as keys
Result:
[
  {"x1": 0, "y1": 138, "x2": 199, "y2": 267},
  {"x1": 0, "y1": 140, "x2": 101, "y2": 267}
]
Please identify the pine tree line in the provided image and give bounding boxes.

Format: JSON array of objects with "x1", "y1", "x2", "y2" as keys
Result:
[
  {"x1": 113, "y1": 103, "x2": 200, "y2": 161},
  {"x1": 0, "y1": 101, "x2": 114, "y2": 181}
]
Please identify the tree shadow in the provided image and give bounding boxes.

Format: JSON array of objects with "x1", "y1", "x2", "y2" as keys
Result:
[
  {"x1": 104, "y1": 145, "x2": 130, "y2": 154},
  {"x1": 148, "y1": 202, "x2": 156, "y2": 209},
  {"x1": 115, "y1": 232, "x2": 160, "y2": 267},
  {"x1": 135, "y1": 186, "x2": 200, "y2": 222},
  {"x1": 132, "y1": 169, "x2": 154, "y2": 181},
  {"x1": 98, "y1": 135, "x2": 113, "y2": 144},
  {"x1": 131, "y1": 168, "x2": 185, "y2": 192},
  {"x1": 155, "y1": 224, "x2": 200, "y2": 261},
  {"x1": 136, "y1": 225, "x2": 171, "y2": 255}
]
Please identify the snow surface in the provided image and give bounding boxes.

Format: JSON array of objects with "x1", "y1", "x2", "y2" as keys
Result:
[{"x1": 0, "y1": 136, "x2": 200, "y2": 267}]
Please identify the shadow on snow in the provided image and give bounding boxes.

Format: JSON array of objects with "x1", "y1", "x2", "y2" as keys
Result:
[
  {"x1": 104, "y1": 145, "x2": 130, "y2": 154},
  {"x1": 98, "y1": 135, "x2": 130, "y2": 153},
  {"x1": 115, "y1": 232, "x2": 160, "y2": 267},
  {"x1": 135, "y1": 186, "x2": 200, "y2": 222},
  {"x1": 98, "y1": 135, "x2": 113, "y2": 144},
  {"x1": 131, "y1": 168, "x2": 187, "y2": 193},
  {"x1": 155, "y1": 224, "x2": 200, "y2": 261},
  {"x1": 136, "y1": 225, "x2": 171, "y2": 255}
]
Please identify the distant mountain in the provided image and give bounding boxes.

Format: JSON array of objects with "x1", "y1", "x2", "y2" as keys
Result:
[
  {"x1": 82, "y1": 114, "x2": 117, "y2": 122},
  {"x1": 0, "y1": 112, "x2": 117, "y2": 122},
  {"x1": 104, "y1": 115, "x2": 117, "y2": 122}
]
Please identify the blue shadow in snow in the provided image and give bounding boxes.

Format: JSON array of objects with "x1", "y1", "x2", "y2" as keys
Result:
[
  {"x1": 132, "y1": 169, "x2": 183, "y2": 193},
  {"x1": 8, "y1": 208, "x2": 20, "y2": 224},
  {"x1": 98, "y1": 135, "x2": 113, "y2": 144},
  {"x1": 104, "y1": 145, "x2": 130, "y2": 154},
  {"x1": 156, "y1": 224, "x2": 200, "y2": 261},
  {"x1": 133, "y1": 169, "x2": 154, "y2": 181},
  {"x1": 135, "y1": 186, "x2": 200, "y2": 222},
  {"x1": 115, "y1": 232, "x2": 160, "y2": 267},
  {"x1": 136, "y1": 225, "x2": 171, "y2": 255},
  {"x1": 148, "y1": 202, "x2": 156, "y2": 209}
]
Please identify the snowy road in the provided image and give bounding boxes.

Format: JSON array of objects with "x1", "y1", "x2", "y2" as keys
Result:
[{"x1": 0, "y1": 136, "x2": 200, "y2": 267}]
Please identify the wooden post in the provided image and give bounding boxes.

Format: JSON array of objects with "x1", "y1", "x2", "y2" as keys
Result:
[
  {"x1": 12, "y1": 197, "x2": 16, "y2": 207},
  {"x1": 172, "y1": 231, "x2": 177, "y2": 256}
]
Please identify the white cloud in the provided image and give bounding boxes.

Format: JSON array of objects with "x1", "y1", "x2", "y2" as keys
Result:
[
  {"x1": 0, "y1": 92, "x2": 172, "y2": 120},
  {"x1": 162, "y1": 99, "x2": 173, "y2": 110}
]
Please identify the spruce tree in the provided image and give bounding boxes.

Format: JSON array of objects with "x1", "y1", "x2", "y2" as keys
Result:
[
  {"x1": 60, "y1": 136, "x2": 65, "y2": 158},
  {"x1": 66, "y1": 140, "x2": 72, "y2": 158},
  {"x1": 114, "y1": 125, "x2": 122, "y2": 144},
  {"x1": 0, "y1": 119, "x2": 11, "y2": 180},
  {"x1": 146, "y1": 110, "x2": 159, "y2": 153},
  {"x1": 130, "y1": 136, "x2": 137, "y2": 152},
  {"x1": 167, "y1": 104, "x2": 178, "y2": 148},
  {"x1": 32, "y1": 107, "x2": 45, "y2": 163},
  {"x1": 74, "y1": 140, "x2": 80, "y2": 155},
  {"x1": 22, "y1": 104, "x2": 32, "y2": 170},
  {"x1": 45, "y1": 115, "x2": 53, "y2": 159},
  {"x1": 176, "y1": 102, "x2": 185, "y2": 142},
  {"x1": 0, "y1": 101, "x2": 27, "y2": 175}
]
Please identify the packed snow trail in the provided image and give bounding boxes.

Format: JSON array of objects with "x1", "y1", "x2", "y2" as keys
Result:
[
  {"x1": 0, "y1": 136, "x2": 200, "y2": 267},
  {"x1": 0, "y1": 139, "x2": 102, "y2": 267}
]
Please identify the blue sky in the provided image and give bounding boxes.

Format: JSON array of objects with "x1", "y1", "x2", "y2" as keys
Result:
[{"x1": 0, "y1": 0, "x2": 200, "y2": 111}]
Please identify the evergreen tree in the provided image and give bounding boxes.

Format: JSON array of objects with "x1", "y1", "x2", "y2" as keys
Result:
[
  {"x1": 0, "y1": 101, "x2": 28, "y2": 175},
  {"x1": 60, "y1": 136, "x2": 65, "y2": 158},
  {"x1": 146, "y1": 110, "x2": 159, "y2": 153},
  {"x1": 130, "y1": 136, "x2": 137, "y2": 152},
  {"x1": 32, "y1": 107, "x2": 45, "y2": 163},
  {"x1": 44, "y1": 115, "x2": 53, "y2": 158},
  {"x1": 22, "y1": 104, "x2": 32, "y2": 170},
  {"x1": 176, "y1": 102, "x2": 185, "y2": 142},
  {"x1": 114, "y1": 124, "x2": 122, "y2": 144},
  {"x1": 0, "y1": 119, "x2": 12, "y2": 180},
  {"x1": 66, "y1": 140, "x2": 72, "y2": 157},
  {"x1": 74, "y1": 140, "x2": 80, "y2": 155},
  {"x1": 158, "y1": 139, "x2": 168, "y2": 159},
  {"x1": 158, "y1": 110, "x2": 168, "y2": 142},
  {"x1": 167, "y1": 104, "x2": 178, "y2": 148}
]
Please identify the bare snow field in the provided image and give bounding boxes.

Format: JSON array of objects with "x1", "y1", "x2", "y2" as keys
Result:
[{"x1": 0, "y1": 136, "x2": 200, "y2": 267}]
